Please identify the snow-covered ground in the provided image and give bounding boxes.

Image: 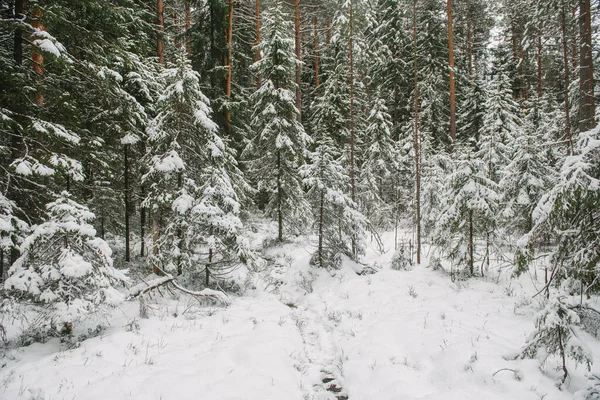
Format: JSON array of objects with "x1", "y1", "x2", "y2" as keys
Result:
[{"x1": 1, "y1": 229, "x2": 598, "y2": 399}]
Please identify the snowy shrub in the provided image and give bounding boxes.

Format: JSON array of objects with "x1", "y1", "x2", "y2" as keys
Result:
[
  {"x1": 3, "y1": 192, "x2": 129, "y2": 335},
  {"x1": 520, "y1": 296, "x2": 592, "y2": 385},
  {"x1": 575, "y1": 373, "x2": 600, "y2": 400},
  {"x1": 391, "y1": 248, "x2": 412, "y2": 271}
]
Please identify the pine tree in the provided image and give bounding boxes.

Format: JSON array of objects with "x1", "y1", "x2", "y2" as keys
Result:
[
  {"x1": 0, "y1": 194, "x2": 28, "y2": 281},
  {"x1": 3, "y1": 192, "x2": 128, "y2": 334},
  {"x1": 244, "y1": 1, "x2": 311, "y2": 242}
]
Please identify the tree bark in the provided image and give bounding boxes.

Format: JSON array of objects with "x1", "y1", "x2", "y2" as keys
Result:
[
  {"x1": 413, "y1": 0, "x2": 421, "y2": 265},
  {"x1": 224, "y1": 0, "x2": 233, "y2": 137},
  {"x1": 314, "y1": 16, "x2": 319, "y2": 88},
  {"x1": 579, "y1": 0, "x2": 595, "y2": 132},
  {"x1": 447, "y1": 0, "x2": 456, "y2": 142},
  {"x1": 277, "y1": 151, "x2": 283, "y2": 242},
  {"x1": 255, "y1": 0, "x2": 261, "y2": 89},
  {"x1": 124, "y1": 144, "x2": 131, "y2": 262},
  {"x1": 561, "y1": 0, "x2": 574, "y2": 154},
  {"x1": 466, "y1": 0, "x2": 472, "y2": 80},
  {"x1": 349, "y1": 0, "x2": 356, "y2": 258},
  {"x1": 185, "y1": 1, "x2": 191, "y2": 54},
  {"x1": 294, "y1": 0, "x2": 302, "y2": 121},
  {"x1": 31, "y1": 5, "x2": 44, "y2": 106},
  {"x1": 157, "y1": 0, "x2": 164, "y2": 64},
  {"x1": 14, "y1": 0, "x2": 24, "y2": 66}
]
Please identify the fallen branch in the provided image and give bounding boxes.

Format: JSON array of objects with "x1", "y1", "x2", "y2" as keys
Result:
[
  {"x1": 127, "y1": 270, "x2": 230, "y2": 307},
  {"x1": 492, "y1": 368, "x2": 516, "y2": 377}
]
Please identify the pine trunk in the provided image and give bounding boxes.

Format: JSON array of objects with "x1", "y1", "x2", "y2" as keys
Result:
[
  {"x1": 447, "y1": 0, "x2": 456, "y2": 142},
  {"x1": 157, "y1": 0, "x2": 164, "y2": 64},
  {"x1": 124, "y1": 145, "x2": 130, "y2": 262},
  {"x1": 561, "y1": 0, "x2": 574, "y2": 153},
  {"x1": 224, "y1": 0, "x2": 234, "y2": 137},
  {"x1": 579, "y1": 0, "x2": 595, "y2": 132},
  {"x1": 31, "y1": 6, "x2": 44, "y2": 106},
  {"x1": 413, "y1": 0, "x2": 421, "y2": 265},
  {"x1": 14, "y1": 0, "x2": 24, "y2": 65},
  {"x1": 314, "y1": 17, "x2": 320, "y2": 88},
  {"x1": 277, "y1": 151, "x2": 283, "y2": 242},
  {"x1": 255, "y1": 0, "x2": 261, "y2": 89},
  {"x1": 349, "y1": 0, "x2": 356, "y2": 258},
  {"x1": 294, "y1": 0, "x2": 302, "y2": 120},
  {"x1": 185, "y1": 1, "x2": 191, "y2": 53}
]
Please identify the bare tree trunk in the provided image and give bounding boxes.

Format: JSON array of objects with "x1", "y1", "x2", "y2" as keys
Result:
[
  {"x1": 536, "y1": 28, "x2": 542, "y2": 99},
  {"x1": 294, "y1": 0, "x2": 302, "y2": 120},
  {"x1": 318, "y1": 191, "x2": 324, "y2": 267},
  {"x1": 466, "y1": 0, "x2": 473, "y2": 80},
  {"x1": 561, "y1": 0, "x2": 574, "y2": 154},
  {"x1": 255, "y1": 0, "x2": 261, "y2": 89},
  {"x1": 314, "y1": 16, "x2": 320, "y2": 88},
  {"x1": 185, "y1": 1, "x2": 191, "y2": 53},
  {"x1": 349, "y1": 0, "x2": 356, "y2": 258},
  {"x1": 579, "y1": 0, "x2": 595, "y2": 132},
  {"x1": 225, "y1": 0, "x2": 234, "y2": 137},
  {"x1": 447, "y1": 0, "x2": 456, "y2": 142},
  {"x1": 124, "y1": 145, "x2": 131, "y2": 262},
  {"x1": 14, "y1": 0, "x2": 24, "y2": 65},
  {"x1": 31, "y1": 5, "x2": 44, "y2": 106},
  {"x1": 413, "y1": 0, "x2": 421, "y2": 265},
  {"x1": 157, "y1": 0, "x2": 164, "y2": 64},
  {"x1": 277, "y1": 151, "x2": 283, "y2": 242}
]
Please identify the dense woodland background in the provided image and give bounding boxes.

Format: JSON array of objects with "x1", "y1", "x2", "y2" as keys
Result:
[{"x1": 0, "y1": 0, "x2": 598, "y2": 303}]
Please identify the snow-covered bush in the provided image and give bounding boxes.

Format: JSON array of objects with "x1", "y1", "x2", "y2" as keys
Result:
[
  {"x1": 575, "y1": 373, "x2": 600, "y2": 400},
  {"x1": 520, "y1": 296, "x2": 592, "y2": 385},
  {"x1": 3, "y1": 192, "x2": 129, "y2": 335},
  {"x1": 391, "y1": 247, "x2": 412, "y2": 271}
]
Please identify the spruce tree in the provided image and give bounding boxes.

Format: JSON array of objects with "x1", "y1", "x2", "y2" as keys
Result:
[
  {"x1": 3, "y1": 192, "x2": 128, "y2": 334},
  {"x1": 244, "y1": 1, "x2": 311, "y2": 242}
]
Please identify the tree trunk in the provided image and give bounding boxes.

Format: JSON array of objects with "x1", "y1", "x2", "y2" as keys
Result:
[
  {"x1": 536, "y1": 28, "x2": 542, "y2": 99},
  {"x1": 579, "y1": 0, "x2": 595, "y2": 132},
  {"x1": 294, "y1": 0, "x2": 302, "y2": 120},
  {"x1": 255, "y1": 0, "x2": 261, "y2": 89},
  {"x1": 561, "y1": 0, "x2": 574, "y2": 154},
  {"x1": 466, "y1": 0, "x2": 473, "y2": 80},
  {"x1": 225, "y1": 0, "x2": 233, "y2": 137},
  {"x1": 314, "y1": 16, "x2": 320, "y2": 88},
  {"x1": 413, "y1": 0, "x2": 421, "y2": 265},
  {"x1": 318, "y1": 190, "x2": 324, "y2": 267},
  {"x1": 349, "y1": 0, "x2": 356, "y2": 258},
  {"x1": 519, "y1": 21, "x2": 527, "y2": 101},
  {"x1": 31, "y1": 5, "x2": 44, "y2": 106},
  {"x1": 140, "y1": 184, "x2": 146, "y2": 257},
  {"x1": 124, "y1": 145, "x2": 131, "y2": 262},
  {"x1": 14, "y1": 0, "x2": 24, "y2": 65},
  {"x1": 152, "y1": 212, "x2": 160, "y2": 274},
  {"x1": 469, "y1": 210, "x2": 474, "y2": 276},
  {"x1": 185, "y1": 1, "x2": 191, "y2": 54},
  {"x1": 157, "y1": 0, "x2": 164, "y2": 64},
  {"x1": 277, "y1": 151, "x2": 283, "y2": 242},
  {"x1": 447, "y1": 0, "x2": 456, "y2": 142}
]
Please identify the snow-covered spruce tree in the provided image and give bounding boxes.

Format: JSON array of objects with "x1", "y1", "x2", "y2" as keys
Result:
[
  {"x1": 476, "y1": 67, "x2": 522, "y2": 183},
  {"x1": 3, "y1": 192, "x2": 128, "y2": 334},
  {"x1": 434, "y1": 144, "x2": 500, "y2": 277},
  {"x1": 301, "y1": 135, "x2": 367, "y2": 268},
  {"x1": 500, "y1": 112, "x2": 556, "y2": 238},
  {"x1": 520, "y1": 296, "x2": 592, "y2": 386},
  {"x1": 518, "y1": 126, "x2": 600, "y2": 293},
  {"x1": 144, "y1": 54, "x2": 250, "y2": 283},
  {"x1": 244, "y1": 2, "x2": 311, "y2": 242},
  {"x1": 358, "y1": 97, "x2": 399, "y2": 228}
]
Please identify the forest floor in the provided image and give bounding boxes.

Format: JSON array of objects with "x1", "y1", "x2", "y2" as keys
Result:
[{"x1": 1, "y1": 227, "x2": 599, "y2": 399}]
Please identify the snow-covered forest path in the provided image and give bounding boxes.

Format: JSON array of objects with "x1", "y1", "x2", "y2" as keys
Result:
[{"x1": 0, "y1": 233, "x2": 594, "y2": 399}]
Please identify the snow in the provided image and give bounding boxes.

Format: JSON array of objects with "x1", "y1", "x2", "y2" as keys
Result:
[{"x1": 1, "y1": 230, "x2": 598, "y2": 399}]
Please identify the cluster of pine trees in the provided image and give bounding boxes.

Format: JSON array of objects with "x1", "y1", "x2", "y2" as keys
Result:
[{"x1": 0, "y1": 0, "x2": 598, "y2": 307}]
